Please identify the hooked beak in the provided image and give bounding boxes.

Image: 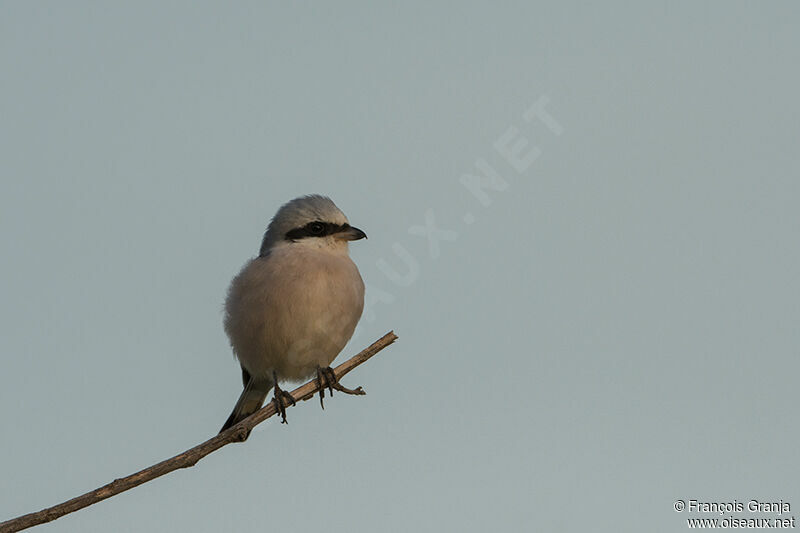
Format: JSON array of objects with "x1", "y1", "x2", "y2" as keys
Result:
[{"x1": 337, "y1": 224, "x2": 367, "y2": 241}]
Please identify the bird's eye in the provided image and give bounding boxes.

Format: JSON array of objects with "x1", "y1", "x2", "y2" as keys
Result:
[{"x1": 309, "y1": 222, "x2": 325, "y2": 235}]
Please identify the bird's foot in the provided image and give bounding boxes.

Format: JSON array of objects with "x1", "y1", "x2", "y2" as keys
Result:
[
  {"x1": 315, "y1": 366, "x2": 366, "y2": 409},
  {"x1": 271, "y1": 372, "x2": 296, "y2": 424}
]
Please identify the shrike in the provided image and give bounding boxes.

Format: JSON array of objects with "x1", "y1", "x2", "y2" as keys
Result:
[{"x1": 219, "y1": 195, "x2": 367, "y2": 437}]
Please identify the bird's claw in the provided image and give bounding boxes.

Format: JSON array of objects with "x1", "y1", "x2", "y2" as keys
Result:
[
  {"x1": 315, "y1": 366, "x2": 366, "y2": 409},
  {"x1": 271, "y1": 375, "x2": 296, "y2": 424}
]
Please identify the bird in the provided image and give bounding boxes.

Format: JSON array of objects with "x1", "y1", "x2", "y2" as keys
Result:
[{"x1": 219, "y1": 194, "x2": 367, "y2": 438}]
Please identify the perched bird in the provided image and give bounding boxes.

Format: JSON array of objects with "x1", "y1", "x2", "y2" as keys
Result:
[{"x1": 219, "y1": 195, "x2": 367, "y2": 437}]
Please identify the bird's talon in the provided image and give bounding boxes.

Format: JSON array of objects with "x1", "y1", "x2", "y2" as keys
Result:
[
  {"x1": 322, "y1": 367, "x2": 336, "y2": 396},
  {"x1": 316, "y1": 372, "x2": 326, "y2": 409},
  {"x1": 283, "y1": 391, "x2": 296, "y2": 408},
  {"x1": 272, "y1": 379, "x2": 295, "y2": 424},
  {"x1": 315, "y1": 366, "x2": 366, "y2": 406}
]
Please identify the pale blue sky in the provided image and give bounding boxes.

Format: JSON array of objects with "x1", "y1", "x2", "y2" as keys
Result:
[{"x1": 2, "y1": 2, "x2": 799, "y2": 532}]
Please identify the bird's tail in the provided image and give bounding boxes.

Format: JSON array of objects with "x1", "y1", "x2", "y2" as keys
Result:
[{"x1": 219, "y1": 376, "x2": 272, "y2": 437}]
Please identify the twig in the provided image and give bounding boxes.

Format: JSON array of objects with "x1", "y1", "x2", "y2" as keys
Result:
[{"x1": 0, "y1": 331, "x2": 398, "y2": 533}]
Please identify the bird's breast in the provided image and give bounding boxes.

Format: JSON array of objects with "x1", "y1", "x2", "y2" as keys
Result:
[{"x1": 224, "y1": 247, "x2": 364, "y2": 381}]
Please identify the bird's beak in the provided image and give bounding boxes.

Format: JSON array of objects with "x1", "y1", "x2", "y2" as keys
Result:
[{"x1": 337, "y1": 225, "x2": 367, "y2": 241}]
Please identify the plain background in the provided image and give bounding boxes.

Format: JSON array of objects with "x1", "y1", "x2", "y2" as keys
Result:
[{"x1": 2, "y1": 2, "x2": 798, "y2": 532}]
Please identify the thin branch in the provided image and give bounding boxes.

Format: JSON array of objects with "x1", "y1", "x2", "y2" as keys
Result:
[{"x1": 0, "y1": 331, "x2": 398, "y2": 533}]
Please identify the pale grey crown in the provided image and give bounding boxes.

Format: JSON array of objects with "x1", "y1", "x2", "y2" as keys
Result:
[{"x1": 259, "y1": 194, "x2": 348, "y2": 254}]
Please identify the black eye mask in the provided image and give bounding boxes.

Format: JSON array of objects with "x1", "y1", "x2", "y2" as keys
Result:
[{"x1": 284, "y1": 221, "x2": 352, "y2": 242}]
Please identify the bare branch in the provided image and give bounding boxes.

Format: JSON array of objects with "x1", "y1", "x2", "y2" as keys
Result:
[{"x1": 0, "y1": 331, "x2": 398, "y2": 533}]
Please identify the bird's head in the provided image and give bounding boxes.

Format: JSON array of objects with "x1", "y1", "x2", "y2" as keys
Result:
[{"x1": 259, "y1": 194, "x2": 366, "y2": 256}]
